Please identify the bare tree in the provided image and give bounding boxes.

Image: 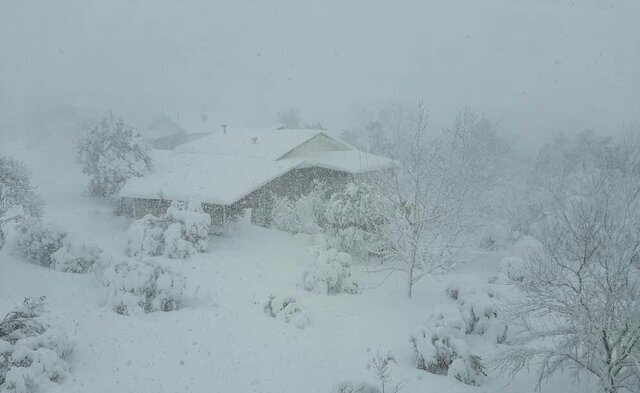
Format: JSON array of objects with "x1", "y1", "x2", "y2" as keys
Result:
[
  {"x1": 497, "y1": 132, "x2": 640, "y2": 393},
  {"x1": 376, "y1": 103, "x2": 495, "y2": 298},
  {"x1": 370, "y1": 352, "x2": 403, "y2": 393}
]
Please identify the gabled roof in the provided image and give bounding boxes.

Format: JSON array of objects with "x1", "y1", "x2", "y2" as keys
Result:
[
  {"x1": 288, "y1": 151, "x2": 397, "y2": 174},
  {"x1": 174, "y1": 128, "x2": 351, "y2": 160},
  {"x1": 119, "y1": 151, "x2": 302, "y2": 205}
]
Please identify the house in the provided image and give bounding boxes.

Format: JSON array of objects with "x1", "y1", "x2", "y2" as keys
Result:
[{"x1": 119, "y1": 128, "x2": 396, "y2": 231}]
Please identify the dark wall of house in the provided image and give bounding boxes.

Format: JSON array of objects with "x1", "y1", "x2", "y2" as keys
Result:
[
  {"x1": 127, "y1": 166, "x2": 379, "y2": 231},
  {"x1": 131, "y1": 198, "x2": 244, "y2": 234},
  {"x1": 235, "y1": 167, "x2": 354, "y2": 227}
]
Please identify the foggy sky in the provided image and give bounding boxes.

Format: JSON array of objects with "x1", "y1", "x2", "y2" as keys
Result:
[{"x1": 1, "y1": 0, "x2": 639, "y2": 147}]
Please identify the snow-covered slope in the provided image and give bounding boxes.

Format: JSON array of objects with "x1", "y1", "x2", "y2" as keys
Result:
[{"x1": 0, "y1": 136, "x2": 588, "y2": 393}]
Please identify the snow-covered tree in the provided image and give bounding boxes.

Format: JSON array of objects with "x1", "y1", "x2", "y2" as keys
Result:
[
  {"x1": 0, "y1": 156, "x2": 43, "y2": 219},
  {"x1": 325, "y1": 182, "x2": 387, "y2": 258},
  {"x1": 498, "y1": 131, "x2": 640, "y2": 393},
  {"x1": 78, "y1": 115, "x2": 151, "y2": 198},
  {"x1": 375, "y1": 104, "x2": 472, "y2": 297}
]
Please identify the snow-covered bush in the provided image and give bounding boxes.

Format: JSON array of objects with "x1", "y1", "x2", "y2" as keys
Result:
[
  {"x1": 446, "y1": 283, "x2": 508, "y2": 344},
  {"x1": 411, "y1": 284, "x2": 506, "y2": 386},
  {"x1": 271, "y1": 183, "x2": 327, "y2": 235},
  {"x1": 4, "y1": 212, "x2": 103, "y2": 274},
  {"x1": 264, "y1": 295, "x2": 309, "y2": 329},
  {"x1": 125, "y1": 200, "x2": 210, "y2": 259},
  {"x1": 0, "y1": 297, "x2": 71, "y2": 393},
  {"x1": 102, "y1": 259, "x2": 186, "y2": 315},
  {"x1": 303, "y1": 239, "x2": 359, "y2": 295},
  {"x1": 164, "y1": 200, "x2": 210, "y2": 257},
  {"x1": 125, "y1": 214, "x2": 166, "y2": 257},
  {"x1": 78, "y1": 116, "x2": 151, "y2": 198},
  {"x1": 0, "y1": 156, "x2": 43, "y2": 220},
  {"x1": 448, "y1": 356, "x2": 487, "y2": 386},
  {"x1": 50, "y1": 233, "x2": 103, "y2": 273},
  {"x1": 324, "y1": 182, "x2": 386, "y2": 258},
  {"x1": 14, "y1": 217, "x2": 66, "y2": 269},
  {"x1": 410, "y1": 318, "x2": 487, "y2": 386}
]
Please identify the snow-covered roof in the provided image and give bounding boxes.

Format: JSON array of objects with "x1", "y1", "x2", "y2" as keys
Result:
[
  {"x1": 119, "y1": 151, "x2": 302, "y2": 205},
  {"x1": 175, "y1": 129, "x2": 350, "y2": 160},
  {"x1": 290, "y1": 151, "x2": 397, "y2": 174}
]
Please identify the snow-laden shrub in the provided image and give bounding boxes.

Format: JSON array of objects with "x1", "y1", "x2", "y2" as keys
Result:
[
  {"x1": 164, "y1": 200, "x2": 210, "y2": 257},
  {"x1": 445, "y1": 283, "x2": 508, "y2": 344},
  {"x1": 271, "y1": 183, "x2": 327, "y2": 235},
  {"x1": 324, "y1": 182, "x2": 386, "y2": 258},
  {"x1": 447, "y1": 356, "x2": 487, "y2": 386},
  {"x1": 303, "y1": 239, "x2": 359, "y2": 295},
  {"x1": 163, "y1": 223, "x2": 195, "y2": 259},
  {"x1": 14, "y1": 217, "x2": 66, "y2": 268},
  {"x1": 102, "y1": 259, "x2": 186, "y2": 315},
  {"x1": 264, "y1": 295, "x2": 309, "y2": 329},
  {"x1": 125, "y1": 200, "x2": 210, "y2": 259},
  {"x1": 125, "y1": 214, "x2": 165, "y2": 257},
  {"x1": 50, "y1": 233, "x2": 103, "y2": 273},
  {"x1": 0, "y1": 297, "x2": 71, "y2": 393},
  {"x1": 410, "y1": 316, "x2": 487, "y2": 386},
  {"x1": 0, "y1": 157, "x2": 43, "y2": 220},
  {"x1": 3, "y1": 212, "x2": 103, "y2": 274},
  {"x1": 410, "y1": 284, "x2": 506, "y2": 386},
  {"x1": 78, "y1": 116, "x2": 151, "y2": 198}
]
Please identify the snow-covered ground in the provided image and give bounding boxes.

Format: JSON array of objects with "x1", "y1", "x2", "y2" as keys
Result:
[{"x1": 0, "y1": 136, "x2": 588, "y2": 393}]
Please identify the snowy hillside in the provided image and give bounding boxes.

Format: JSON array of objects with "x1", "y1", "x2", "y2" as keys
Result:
[{"x1": 0, "y1": 127, "x2": 596, "y2": 393}]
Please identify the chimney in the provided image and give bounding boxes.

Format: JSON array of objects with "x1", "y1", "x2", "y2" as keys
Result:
[{"x1": 222, "y1": 124, "x2": 227, "y2": 134}]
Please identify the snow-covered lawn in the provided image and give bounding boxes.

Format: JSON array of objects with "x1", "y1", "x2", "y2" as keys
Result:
[{"x1": 0, "y1": 139, "x2": 587, "y2": 393}]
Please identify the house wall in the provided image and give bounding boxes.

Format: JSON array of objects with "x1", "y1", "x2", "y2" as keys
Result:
[
  {"x1": 127, "y1": 165, "x2": 391, "y2": 231},
  {"x1": 133, "y1": 198, "x2": 172, "y2": 219},
  {"x1": 234, "y1": 167, "x2": 354, "y2": 227},
  {"x1": 278, "y1": 134, "x2": 350, "y2": 159},
  {"x1": 131, "y1": 198, "x2": 239, "y2": 234}
]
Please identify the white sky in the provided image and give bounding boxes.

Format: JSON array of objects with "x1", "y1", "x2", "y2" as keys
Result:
[{"x1": 1, "y1": 0, "x2": 639, "y2": 147}]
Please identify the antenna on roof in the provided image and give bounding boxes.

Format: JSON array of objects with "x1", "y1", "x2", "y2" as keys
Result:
[{"x1": 222, "y1": 124, "x2": 227, "y2": 134}]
